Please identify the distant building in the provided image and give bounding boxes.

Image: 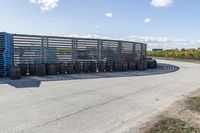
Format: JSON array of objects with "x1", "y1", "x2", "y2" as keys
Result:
[{"x1": 152, "y1": 49, "x2": 163, "y2": 52}]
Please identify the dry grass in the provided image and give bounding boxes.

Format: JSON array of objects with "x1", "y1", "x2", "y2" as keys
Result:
[
  {"x1": 147, "y1": 118, "x2": 200, "y2": 133},
  {"x1": 148, "y1": 56, "x2": 200, "y2": 64},
  {"x1": 186, "y1": 97, "x2": 200, "y2": 112}
]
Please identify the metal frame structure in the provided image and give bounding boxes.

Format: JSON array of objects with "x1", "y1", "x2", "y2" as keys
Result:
[
  {"x1": 0, "y1": 32, "x2": 147, "y2": 77},
  {"x1": 12, "y1": 34, "x2": 147, "y2": 65}
]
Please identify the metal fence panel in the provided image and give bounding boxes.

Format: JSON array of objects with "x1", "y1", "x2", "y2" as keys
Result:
[{"x1": 12, "y1": 34, "x2": 147, "y2": 65}]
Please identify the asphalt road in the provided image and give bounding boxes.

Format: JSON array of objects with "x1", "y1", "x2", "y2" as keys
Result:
[{"x1": 0, "y1": 60, "x2": 200, "y2": 133}]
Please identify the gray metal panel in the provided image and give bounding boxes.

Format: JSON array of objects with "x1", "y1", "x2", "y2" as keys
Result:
[{"x1": 12, "y1": 34, "x2": 147, "y2": 65}]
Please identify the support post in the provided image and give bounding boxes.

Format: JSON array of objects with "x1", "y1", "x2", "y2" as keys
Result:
[
  {"x1": 118, "y1": 41, "x2": 122, "y2": 62},
  {"x1": 97, "y1": 39, "x2": 102, "y2": 62}
]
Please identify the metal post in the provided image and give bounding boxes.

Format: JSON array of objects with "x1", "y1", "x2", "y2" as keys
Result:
[
  {"x1": 141, "y1": 43, "x2": 143, "y2": 61},
  {"x1": 97, "y1": 39, "x2": 102, "y2": 62},
  {"x1": 41, "y1": 36, "x2": 45, "y2": 64},
  {"x1": 71, "y1": 39, "x2": 74, "y2": 63},
  {"x1": 75, "y1": 39, "x2": 78, "y2": 62},
  {"x1": 132, "y1": 43, "x2": 136, "y2": 62},
  {"x1": 144, "y1": 44, "x2": 147, "y2": 60},
  {"x1": 11, "y1": 34, "x2": 14, "y2": 65},
  {"x1": 72, "y1": 38, "x2": 77, "y2": 63},
  {"x1": 44, "y1": 36, "x2": 48, "y2": 64},
  {"x1": 118, "y1": 41, "x2": 122, "y2": 62}
]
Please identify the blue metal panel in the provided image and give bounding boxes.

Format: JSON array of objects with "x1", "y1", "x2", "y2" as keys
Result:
[
  {"x1": 0, "y1": 32, "x2": 5, "y2": 77},
  {"x1": 0, "y1": 32, "x2": 13, "y2": 77},
  {"x1": 4, "y1": 33, "x2": 13, "y2": 77}
]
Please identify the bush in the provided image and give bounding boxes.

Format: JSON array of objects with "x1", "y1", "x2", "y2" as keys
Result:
[{"x1": 147, "y1": 48, "x2": 200, "y2": 60}]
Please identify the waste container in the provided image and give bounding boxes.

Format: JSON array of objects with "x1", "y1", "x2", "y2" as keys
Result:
[
  {"x1": 29, "y1": 64, "x2": 36, "y2": 76},
  {"x1": 9, "y1": 65, "x2": 21, "y2": 79},
  {"x1": 36, "y1": 64, "x2": 46, "y2": 76},
  {"x1": 46, "y1": 64, "x2": 57, "y2": 75},
  {"x1": 90, "y1": 62, "x2": 96, "y2": 73},
  {"x1": 67, "y1": 63, "x2": 74, "y2": 74}
]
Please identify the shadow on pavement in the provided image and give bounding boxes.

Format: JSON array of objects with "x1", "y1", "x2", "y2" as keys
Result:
[
  {"x1": 0, "y1": 77, "x2": 41, "y2": 88},
  {"x1": 0, "y1": 63, "x2": 179, "y2": 88}
]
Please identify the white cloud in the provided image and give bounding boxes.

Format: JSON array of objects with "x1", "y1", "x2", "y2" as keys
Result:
[
  {"x1": 151, "y1": 0, "x2": 174, "y2": 7},
  {"x1": 67, "y1": 34, "x2": 112, "y2": 40},
  {"x1": 95, "y1": 25, "x2": 99, "y2": 28},
  {"x1": 144, "y1": 18, "x2": 151, "y2": 23},
  {"x1": 127, "y1": 35, "x2": 200, "y2": 50},
  {"x1": 67, "y1": 34, "x2": 200, "y2": 50},
  {"x1": 30, "y1": 0, "x2": 59, "y2": 12},
  {"x1": 105, "y1": 12, "x2": 113, "y2": 18}
]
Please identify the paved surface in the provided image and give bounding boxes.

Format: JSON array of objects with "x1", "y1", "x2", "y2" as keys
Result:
[
  {"x1": 0, "y1": 60, "x2": 200, "y2": 133},
  {"x1": 0, "y1": 63, "x2": 179, "y2": 89}
]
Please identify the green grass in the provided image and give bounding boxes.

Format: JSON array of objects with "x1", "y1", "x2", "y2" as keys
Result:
[
  {"x1": 186, "y1": 97, "x2": 200, "y2": 112},
  {"x1": 148, "y1": 56, "x2": 200, "y2": 64},
  {"x1": 147, "y1": 118, "x2": 200, "y2": 133}
]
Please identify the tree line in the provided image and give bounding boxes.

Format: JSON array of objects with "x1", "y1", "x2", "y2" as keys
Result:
[{"x1": 147, "y1": 48, "x2": 200, "y2": 60}]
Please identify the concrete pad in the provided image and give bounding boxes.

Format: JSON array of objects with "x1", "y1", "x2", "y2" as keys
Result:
[
  {"x1": 57, "y1": 91, "x2": 117, "y2": 108},
  {"x1": 0, "y1": 99, "x2": 80, "y2": 133},
  {"x1": 0, "y1": 60, "x2": 200, "y2": 133}
]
